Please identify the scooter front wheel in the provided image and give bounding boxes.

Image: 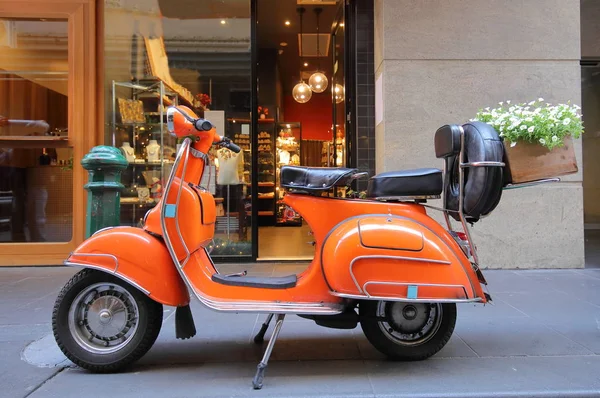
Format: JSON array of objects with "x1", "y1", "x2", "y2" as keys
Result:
[
  {"x1": 52, "y1": 269, "x2": 163, "y2": 373},
  {"x1": 360, "y1": 300, "x2": 456, "y2": 361}
]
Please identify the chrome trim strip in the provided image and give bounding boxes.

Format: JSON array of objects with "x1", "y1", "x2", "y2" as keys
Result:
[
  {"x1": 349, "y1": 255, "x2": 451, "y2": 293},
  {"x1": 374, "y1": 195, "x2": 441, "y2": 201},
  {"x1": 91, "y1": 226, "x2": 116, "y2": 237},
  {"x1": 362, "y1": 281, "x2": 469, "y2": 299},
  {"x1": 461, "y1": 161, "x2": 505, "y2": 168},
  {"x1": 160, "y1": 139, "x2": 343, "y2": 315},
  {"x1": 504, "y1": 177, "x2": 560, "y2": 190},
  {"x1": 330, "y1": 291, "x2": 483, "y2": 304},
  {"x1": 64, "y1": 261, "x2": 151, "y2": 295},
  {"x1": 69, "y1": 252, "x2": 119, "y2": 273}
]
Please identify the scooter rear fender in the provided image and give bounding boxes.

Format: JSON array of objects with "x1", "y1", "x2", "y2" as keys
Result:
[{"x1": 65, "y1": 227, "x2": 190, "y2": 307}]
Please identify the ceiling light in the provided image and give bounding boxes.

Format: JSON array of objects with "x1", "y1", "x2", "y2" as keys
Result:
[
  {"x1": 304, "y1": 62, "x2": 308, "y2": 67},
  {"x1": 285, "y1": 21, "x2": 291, "y2": 26},
  {"x1": 220, "y1": 19, "x2": 226, "y2": 25},
  {"x1": 340, "y1": 23, "x2": 344, "y2": 27},
  {"x1": 280, "y1": 42, "x2": 288, "y2": 47}
]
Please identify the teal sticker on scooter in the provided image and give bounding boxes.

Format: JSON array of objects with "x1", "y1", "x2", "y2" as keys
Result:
[
  {"x1": 165, "y1": 204, "x2": 177, "y2": 218},
  {"x1": 407, "y1": 285, "x2": 418, "y2": 299}
]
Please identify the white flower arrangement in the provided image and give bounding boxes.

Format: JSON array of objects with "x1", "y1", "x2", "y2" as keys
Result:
[{"x1": 471, "y1": 99, "x2": 584, "y2": 150}]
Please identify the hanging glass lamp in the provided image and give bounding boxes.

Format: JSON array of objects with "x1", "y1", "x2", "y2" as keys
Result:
[
  {"x1": 334, "y1": 84, "x2": 344, "y2": 104},
  {"x1": 309, "y1": 72, "x2": 328, "y2": 94},
  {"x1": 293, "y1": 81, "x2": 312, "y2": 103}
]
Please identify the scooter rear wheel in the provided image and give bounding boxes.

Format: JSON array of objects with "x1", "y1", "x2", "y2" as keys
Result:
[
  {"x1": 52, "y1": 269, "x2": 163, "y2": 373},
  {"x1": 360, "y1": 301, "x2": 456, "y2": 361}
]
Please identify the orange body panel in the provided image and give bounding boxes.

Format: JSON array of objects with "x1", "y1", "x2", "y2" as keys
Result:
[
  {"x1": 66, "y1": 227, "x2": 190, "y2": 307},
  {"x1": 283, "y1": 194, "x2": 486, "y2": 302},
  {"x1": 181, "y1": 248, "x2": 342, "y2": 304}
]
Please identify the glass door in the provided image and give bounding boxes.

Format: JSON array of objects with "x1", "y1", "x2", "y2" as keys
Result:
[
  {"x1": 331, "y1": 2, "x2": 346, "y2": 169},
  {"x1": 0, "y1": 1, "x2": 95, "y2": 265}
]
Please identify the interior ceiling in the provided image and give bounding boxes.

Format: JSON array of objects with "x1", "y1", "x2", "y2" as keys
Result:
[{"x1": 257, "y1": 0, "x2": 340, "y2": 96}]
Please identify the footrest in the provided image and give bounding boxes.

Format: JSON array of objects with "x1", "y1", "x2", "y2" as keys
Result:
[{"x1": 211, "y1": 274, "x2": 297, "y2": 289}]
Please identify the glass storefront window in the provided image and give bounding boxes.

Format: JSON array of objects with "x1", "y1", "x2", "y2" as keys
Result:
[
  {"x1": 103, "y1": 0, "x2": 252, "y2": 257},
  {"x1": 0, "y1": 18, "x2": 71, "y2": 243}
]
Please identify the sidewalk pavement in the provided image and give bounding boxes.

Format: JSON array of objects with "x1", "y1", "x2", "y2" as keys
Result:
[{"x1": 1, "y1": 264, "x2": 600, "y2": 398}]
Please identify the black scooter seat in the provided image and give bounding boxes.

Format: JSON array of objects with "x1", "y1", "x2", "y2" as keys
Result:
[{"x1": 211, "y1": 273, "x2": 297, "y2": 289}]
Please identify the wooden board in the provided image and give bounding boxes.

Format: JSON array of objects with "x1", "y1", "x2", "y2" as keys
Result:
[{"x1": 504, "y1": 136, "x2": 578, "y2": 183}]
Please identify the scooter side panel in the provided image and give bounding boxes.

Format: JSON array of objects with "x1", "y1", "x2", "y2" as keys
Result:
[
  {"x1": 283, "y1": 194, "x2": 485, "y2": 303},
  {"x1": 66, "y1": 227, "x2": 190, "y2": 307},
  {"x1": 321, "y1": 215, "x2": 477, "y2": 300}
]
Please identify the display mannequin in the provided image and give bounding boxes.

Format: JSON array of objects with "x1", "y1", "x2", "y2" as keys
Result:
[
  {"x1": 216, "y1": 147, "x2": 245, "y2": 239},
  {"x1": 216, "y1": 147, "x2": 244, "y2": 185},
  {"x1": 146, "y1": 139, "x2": 160, "y2": 162},
  {"x1": 120, "y1": 142, "x2": 136, "y2": 162}
]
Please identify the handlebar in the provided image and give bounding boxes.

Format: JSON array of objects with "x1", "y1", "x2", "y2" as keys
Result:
[{"x1": 216, "y1": 136, "x2": 241, "y2": 153}]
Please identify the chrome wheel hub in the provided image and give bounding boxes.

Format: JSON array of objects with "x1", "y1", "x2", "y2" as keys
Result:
[
  {"x1": 377, "y1": 302, "x2": 443, "y2": 346},
  {"x1": 68, "y1": 283, "x2": 139, "y2": 354}
]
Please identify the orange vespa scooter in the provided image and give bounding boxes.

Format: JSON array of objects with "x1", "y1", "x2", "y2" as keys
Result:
[{"x1": 52, "y1": 105, "x2": 520, "y2": 389}]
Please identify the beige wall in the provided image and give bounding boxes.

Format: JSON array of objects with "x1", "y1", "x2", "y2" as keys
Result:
[{"x1": 375, "y1": 0, "x2": 584, "y2": 268}]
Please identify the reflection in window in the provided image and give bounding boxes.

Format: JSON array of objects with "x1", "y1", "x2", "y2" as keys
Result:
[
  {"x1": 104, "y1": 1, "x2": 252, "y2": 256},
  {"x1": 0, "y1": 19, "x2": 68, "y2": 138},
  {"x1": 0, "y1": 147, "x2": 73, "y2": 243}
]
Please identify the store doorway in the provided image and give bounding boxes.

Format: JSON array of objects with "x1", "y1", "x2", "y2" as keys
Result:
[{"x1": 255, "y1": 0, "x2": 346, "y2": 260}]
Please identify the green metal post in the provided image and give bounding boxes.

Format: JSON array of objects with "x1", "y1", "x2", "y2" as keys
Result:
[{"x1": 81, "y1": 146, "x2": 128, "y2": 238}]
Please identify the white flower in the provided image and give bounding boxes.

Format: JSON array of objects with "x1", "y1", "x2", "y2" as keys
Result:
[
  {"x1": 528, "y1": 101, "x2": 536, "y2": 106},
  {"x1": 538, "y1": 97, "x2": 544, "y2": 102},
  {"x1": 508, "y1": 125, "x2": 515, "y2": 130},
  {"x1": 528, "y1": 126, "x2": 535, "y2": 133},
  {"x1": 509, "y1": 106, "x2": 515, "y2": 112},
  {"x1": 506, "y1": 100, "x2": 511, "y2": 104},
  {"x1": 563, "y1": 118, "x2": 571, "y2": 125},
  {"x1": 525, "y1": 117, "x2": 533, "y2": 122},
  {"x1": 534, "y1": 108, "x2": 542, "y2": 114},
  {"x1": 485, "y1": 107, "x2": 490, "y2": 111},
  {"x1": 520, "y1": 125, "x2": 527, "y2": 130},
  {"x1": 510, "y1": 141, "x2": 517, "y2": 147},
  {"x1": 552, "y1": 136, "x2": 558, "y2": 142},
  {"x1": 499, "y1": 102, "x2": 504, "y2": 106},
  {"x1": 539, "y1": 138, "x2": 546, "y2": 145}
]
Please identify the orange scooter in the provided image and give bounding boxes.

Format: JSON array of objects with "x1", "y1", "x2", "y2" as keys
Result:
[{"x1": 52, "y1": 105, "x2": 534, "y2": 389}]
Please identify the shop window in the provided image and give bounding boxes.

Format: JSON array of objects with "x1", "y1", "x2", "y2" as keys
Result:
[
  {"x1": 103, "y1": 0, "x2": 252, "y2": 257},
  {"x1": 0, "y1": 18, "x2": 72, "y2": 243}
]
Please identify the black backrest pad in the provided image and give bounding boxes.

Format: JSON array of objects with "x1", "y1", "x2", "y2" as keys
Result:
[
  {"x1": 461, "y1": 122, "x2": 504, "y2": 218},
  {"x1": 434, "y1": 124, "x2": 462, "y2": 158}
]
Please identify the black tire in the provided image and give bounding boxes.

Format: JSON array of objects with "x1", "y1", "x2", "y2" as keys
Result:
[
  {"x1": 359, "y1": 301, "x2": 456, "y2": 361},
  {"x1": 446, "y1": 121, "x2": 504, "y2": 223},
  {"x1": 52, "y1": 269, "x2": 163, "y2": 373}
]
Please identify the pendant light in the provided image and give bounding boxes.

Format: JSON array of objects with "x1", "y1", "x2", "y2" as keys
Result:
[
  {"x1": 308, "y1": 7, "x2": 328, "y2": 93},
  {"x1": 334, "y1": 84, "x2": 344, "y2": 104},
  {"x1": 293, "y1": 7, "x2": 312, "y2": 104}
]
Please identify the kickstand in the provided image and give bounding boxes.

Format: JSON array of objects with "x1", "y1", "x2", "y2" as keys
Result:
[
  {"x1": 253, "y1": 313, "x2": 274, "y2": 344},
  {"x1": 252, "y1": 314, "x2": 285, "y2": 390}
]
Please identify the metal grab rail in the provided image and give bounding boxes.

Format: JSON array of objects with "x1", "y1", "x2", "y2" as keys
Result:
[{"x1": 160, "y1": 138, "x2": 193, "y2": 270}]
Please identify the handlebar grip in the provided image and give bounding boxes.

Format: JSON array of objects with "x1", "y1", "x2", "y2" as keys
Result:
[{"x1": 228, "y1": 142, "x2": 241, "y2": 153}]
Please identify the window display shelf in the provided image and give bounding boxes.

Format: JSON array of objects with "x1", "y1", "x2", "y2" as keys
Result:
[{"x1": 111, "y1": 79, "x2": 179, "y2": 227}]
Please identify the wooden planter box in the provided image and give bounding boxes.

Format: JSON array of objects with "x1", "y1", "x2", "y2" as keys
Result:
[{"x1": 503, "y1": 136, "x2": 578, "y2": 184}]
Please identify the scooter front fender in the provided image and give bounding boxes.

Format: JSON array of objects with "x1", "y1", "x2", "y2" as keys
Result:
[{"x1": 65, "y1": 227, "x2": 190, "y2": 307}]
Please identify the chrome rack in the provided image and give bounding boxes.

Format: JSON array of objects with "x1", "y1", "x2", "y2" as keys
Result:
[{"x1": 443, "y1": 126, "x2": 506, "y2": 266}]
